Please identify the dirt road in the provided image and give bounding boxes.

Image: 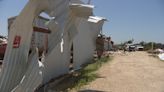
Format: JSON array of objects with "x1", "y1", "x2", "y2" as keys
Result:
[{"x1": 80, "y1": 51, "x2": 164, "y2": 92}]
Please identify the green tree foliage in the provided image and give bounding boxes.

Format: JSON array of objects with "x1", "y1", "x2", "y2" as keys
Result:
[
  {"x1": 143, "y1": 42, "x2": 164, "y2": 50},
  {"x1": 143, "y1": 42, "x2": 153, "y2": 50}
]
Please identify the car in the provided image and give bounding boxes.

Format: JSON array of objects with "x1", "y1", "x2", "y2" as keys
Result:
[{"x1": 129, "y1": 45, "x2": 136, "y2": 51}]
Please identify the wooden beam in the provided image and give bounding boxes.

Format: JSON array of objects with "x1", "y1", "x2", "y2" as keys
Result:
[
  {"x1": 88, "y1": 0, "x2": 91, "y2": 4},
  {"x1": 33, "y1": 26, "x2": 51, "y2": 34}
]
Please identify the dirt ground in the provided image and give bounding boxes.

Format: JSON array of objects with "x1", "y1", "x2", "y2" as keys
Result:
[{"x1": 80, "y1": 51, "x2": 164, "y2": 92}]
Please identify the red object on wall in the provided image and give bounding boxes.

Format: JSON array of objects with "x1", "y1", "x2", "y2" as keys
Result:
[{"x1": 13, "y1": 36, "x2": 21, "y2": 48}]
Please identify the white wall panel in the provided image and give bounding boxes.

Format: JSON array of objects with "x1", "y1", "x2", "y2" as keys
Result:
[
  {"x1": 0, "y1": 0, "x2": 49, "y2": 91},
  {"x1": 12, "y1": 49, "x2": 44, "y2": 92},
  {"x1": 73, "y1": 17, "x2": 106, "y2": 69}
]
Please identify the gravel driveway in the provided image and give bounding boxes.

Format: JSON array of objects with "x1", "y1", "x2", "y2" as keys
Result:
[{"x1": 81, "y1": 51, "x2": 164, "y2": 92}]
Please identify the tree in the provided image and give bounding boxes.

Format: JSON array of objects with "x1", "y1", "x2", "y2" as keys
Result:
[
  {"x1": 124, "y1": 39, "x2": 134, "y2": 44},
  {"x1": 139, "y1": 41, "x2": 146, "y2": 46},
  {"x1": 142, "y1": 42, "x2": 164, "y2": 51}
]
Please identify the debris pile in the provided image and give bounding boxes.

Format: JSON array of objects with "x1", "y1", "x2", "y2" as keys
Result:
[{"x1": 157, "y1": 49, "x2": 164, "y2": 61}]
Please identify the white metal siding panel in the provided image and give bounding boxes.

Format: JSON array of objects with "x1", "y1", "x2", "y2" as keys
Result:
[
  {"x1": 0, "y1": 0, "x2": 70, "y2": 91},
  {"x1": 43, "y1": 11, "x2": 76, "y2": 83},
  {"x1": 12, "y1": 49, "x2": 44, "y2": 92},
  {"x1": 0, "y1": 0, "x2": 49, "y2": 91},
  {"x1": 70, "y1": 4, "x2": 94, "y2": 18},
  {"x1": 74, "y1": 18, "x2": 93, "y2": 69},
  {"x1": 74, "y1": 17, "x2": 106, "y2": 69},
  {"x1": 42, "y1": 1, "x2": 94, "y2": 83}
]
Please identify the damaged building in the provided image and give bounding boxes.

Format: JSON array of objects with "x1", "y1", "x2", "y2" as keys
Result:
[{"x1": 0, "y1": 0, "x2": 107, "y2": 92}]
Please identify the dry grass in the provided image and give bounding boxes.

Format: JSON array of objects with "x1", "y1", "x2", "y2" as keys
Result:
[{"x1": 47, "y1": 57, "x2": 112, "y2": 92}]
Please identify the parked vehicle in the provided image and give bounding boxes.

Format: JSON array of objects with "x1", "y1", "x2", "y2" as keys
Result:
[
  {"x1": 125, "y1": 44, "x2": 136, "y2": 52},
  {"x1": 129, "y1": 45, "x2": 136, "y2": 51},
  {"x1": 135, "y1": 45, "x2": 144, "y2": 51}
]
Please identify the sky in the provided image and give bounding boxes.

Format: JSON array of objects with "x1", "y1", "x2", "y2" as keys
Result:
[{"x1": 0, "y1": 0, "x2": 164, "y2": 44}]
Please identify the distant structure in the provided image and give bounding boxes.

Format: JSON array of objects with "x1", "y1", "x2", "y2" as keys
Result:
[{"x1": 96, "y1": 35, "x2": 114, "y2": 58}]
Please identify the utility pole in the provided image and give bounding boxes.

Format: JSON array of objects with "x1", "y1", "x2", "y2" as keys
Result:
[
  {"x1": 88, "y1": 0, "x2": 91, "y2": 4},
  {"x1": 151, "y1": 42, "x2": 154, "y2": 50}
]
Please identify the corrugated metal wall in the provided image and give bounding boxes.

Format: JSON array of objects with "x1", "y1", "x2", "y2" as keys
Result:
[
  {"x1": 12, "y1": 48, "x2": 44, "y2": 92},
  {"x1": 0, "y1": 0, "x2": 50, "y2": 91},
  {"x1": 42, "y1": 2, "x2": 95, "y2": 83},
  {"x1": 0, "y1": 0, "x2": 107, "y2": 91}
]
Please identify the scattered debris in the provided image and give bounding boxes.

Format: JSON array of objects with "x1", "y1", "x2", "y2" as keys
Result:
[{"x1": 158, "y1": 53, "x2": 164, "y2": 61}]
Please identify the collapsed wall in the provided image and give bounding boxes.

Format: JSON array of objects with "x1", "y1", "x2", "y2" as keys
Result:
[
  {"x1": 0, "y1": 0, "x2": 69, "y2": 91},
  {"x1": 43, "y1": 1, "x2": 95, "y2": 83},
  {"x1": 0, "y1": 0, "x2": 107, "y2": 91}
]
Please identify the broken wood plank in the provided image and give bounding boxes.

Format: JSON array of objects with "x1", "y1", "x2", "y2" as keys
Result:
[{"x1": 33, "y1": 26, "x2": 51, "y2": 34}]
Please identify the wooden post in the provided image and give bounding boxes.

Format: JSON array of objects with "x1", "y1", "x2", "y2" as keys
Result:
[
  {"x1": 151, "y1": 42, "x2": 154, "y2": 50},
  {"x1": 88, "y1": 0, "x2": 91, "y2": 4},
  {"x1": 69, "y1": 43, "x2": 74, "y2": 73}
]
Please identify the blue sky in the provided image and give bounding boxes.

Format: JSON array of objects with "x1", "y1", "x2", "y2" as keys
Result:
[{"x1": 0, "y1": 0, "x2": 164, "y2": 44}]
